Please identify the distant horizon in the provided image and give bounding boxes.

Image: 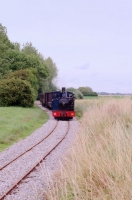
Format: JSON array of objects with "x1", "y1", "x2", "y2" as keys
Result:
[
  {"x1": 94, "y1": 91, "x2": 131, "y2": 94},
  {"x1": 58, "y1": 87, "x2": 132, "y2": 95}
]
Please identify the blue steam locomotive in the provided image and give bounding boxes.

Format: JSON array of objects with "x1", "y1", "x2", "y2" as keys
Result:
[{"x1": 40, "y1": 87, "x2": 75, "y2": 119}]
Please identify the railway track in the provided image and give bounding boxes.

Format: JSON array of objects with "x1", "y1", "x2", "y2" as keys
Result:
[
  {"x1": 0, "y1": 121, "x2": 58, "y2": 170},
  {"x1": 0, "y1": 120, "x2": 70, "y2": 199}
]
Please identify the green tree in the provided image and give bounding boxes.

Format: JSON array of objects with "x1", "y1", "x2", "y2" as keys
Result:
[
  {"x1": 13, "y1": 42, "x2": 21, "y2": 51},
  {"x1": 78, "y1": 86, "x2": 93, "y2": 95},
  {"x1": 0, "y1": 23, "x2": 14, "y2": 78},
  {"x1": 78, "y1": 86, "x2": 98, "y2": 96},
  {"x1": 22, "y1": 43, "x2": 58, "y2": 93},
  {"x1": 22, "y1": 42, "x2": 38, "y2": 55},
  {"x1": 7, "y1": 47, "x2": 49, "y2": 95}
]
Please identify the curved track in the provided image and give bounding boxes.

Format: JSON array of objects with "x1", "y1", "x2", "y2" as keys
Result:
[{"x1": 0, "y1": 120, "x2": 70, "y2": 199}]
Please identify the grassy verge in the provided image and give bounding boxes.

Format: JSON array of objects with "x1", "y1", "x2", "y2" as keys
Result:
[
  {"x1": 0, "y1": 105, "x2": 48, "y2": 152},
  {"x1": 47, "y1": 97, "x2": 132, "y2": 199},
  {"x1": 75, "y1": 98, "x2": 105, "y2": 119}
]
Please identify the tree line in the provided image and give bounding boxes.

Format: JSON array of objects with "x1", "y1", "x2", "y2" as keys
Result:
[
  {"x1": 0, "y1": 23, "x2": 58, "y2": 107},
  {"x1": 67, "y1": 86, "x2": 98, "y2": 99}
]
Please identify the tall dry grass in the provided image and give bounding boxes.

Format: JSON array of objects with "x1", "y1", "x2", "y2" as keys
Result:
[{"x1": 48, "y1": 97, "x2": 132, "y2": 200}]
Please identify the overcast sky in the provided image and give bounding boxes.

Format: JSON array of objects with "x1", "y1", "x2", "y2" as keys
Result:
[{"x1": 0, "y1": 0, "x2": 132, "y2": 93}]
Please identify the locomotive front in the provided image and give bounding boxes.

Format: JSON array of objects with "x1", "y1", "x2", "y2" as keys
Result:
[{"x1": 52, "y1": 87, "x2": 75, "y2": 119}]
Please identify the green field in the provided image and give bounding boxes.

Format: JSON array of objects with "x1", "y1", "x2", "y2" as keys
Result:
[
  {"x1": 83, "y1": 95, "x2": 99, "y2": 99},
  {"x1": 0, "y1": 105, "x2": 48, "y2": 152},
  {"x1": 83, "y1": 95, "x2": 127, "y2": 99}
]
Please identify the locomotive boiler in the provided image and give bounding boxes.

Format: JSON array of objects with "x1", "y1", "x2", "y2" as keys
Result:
[{"x1": 40, "y1": 87, "x2": 75, "y2": 119}]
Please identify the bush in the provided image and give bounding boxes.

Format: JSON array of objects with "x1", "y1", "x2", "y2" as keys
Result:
[
  {"x1": 0, "y1": 78, "x2": 34, "y2": 107},
  {"x1": 6, "y1": 68, "x2": 38, "y2": 100}
]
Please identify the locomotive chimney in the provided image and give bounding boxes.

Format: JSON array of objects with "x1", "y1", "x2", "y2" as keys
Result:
[{"x1": 62, "y1": 87, "x2": 67, "y2": 97}]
